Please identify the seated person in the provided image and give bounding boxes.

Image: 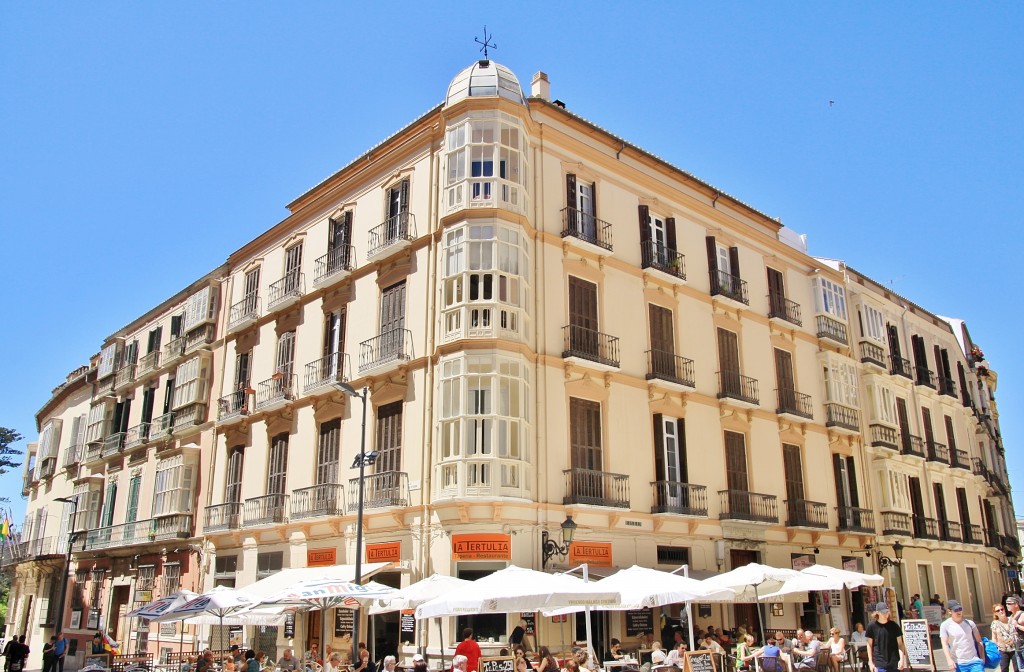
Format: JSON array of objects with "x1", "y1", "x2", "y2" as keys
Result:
[
  {"x1": 278, "y1": 649, "x2": 300, "y2": 672},
  {"x1": 650, "y1": 649, "x2": 669, "y2": 670},
  {"x1": 699, "y1": 635, "x2": 724, "y2": 656},
  {"x1": 605, "y1": 639, "x2": 624, "y2": 662},
  {"x1": 791, "y1": 633, "x2": 820, "y2": 670},
  {"x1": 735, "y1": 635, "x2": 757, "y2": 671},
  {"x1": 664, "y1": 643, "x2": 687, "y2": 668}
]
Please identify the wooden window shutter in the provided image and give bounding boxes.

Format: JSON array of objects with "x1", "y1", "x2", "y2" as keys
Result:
[
  {"x1": 677, "y1": 418, "x2": 688, "y2": 482},
  {"x1": 653, "y1": 414, "x2": 665, "y2": 482},
  {"x1": 638, "y1": 205, "x2": 650, "y2": 242},
  {"x1": 832, "y1": 454, "x2": 848, "y2": 509},
  {"x1": 566, "y1": 174, "x2": 577, "y2": 211},
  {"x1": 590, "y1": 181, "x2": 597, "y2": 215},
  {"x1": 846, "y1": 455, "x2": 860, "y2": 507},
  {"x1": 399, "y1": 179, "x2": 410, "y2": 213},
  {"x1": 705, "y1": 236, "x2": 717, "y2": 272},
  {"x1": 729, "y1": 246, "x2": 741, "y2": 279},
  {"x1": 665, "y1": 217, "x2": 677, "y2": 252}
]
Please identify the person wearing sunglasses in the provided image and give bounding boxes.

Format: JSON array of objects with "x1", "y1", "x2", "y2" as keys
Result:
[
  {"x1": 990, "y1": 604, "x2": 1019, "y2": 672},
  {"x1": 940, "y1": 600, "x2": 985, "y2": 672}
]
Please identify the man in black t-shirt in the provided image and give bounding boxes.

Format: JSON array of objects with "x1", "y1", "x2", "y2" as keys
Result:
[{"x1": 866, "y1": 603, "x2": 907, "y2": 672}]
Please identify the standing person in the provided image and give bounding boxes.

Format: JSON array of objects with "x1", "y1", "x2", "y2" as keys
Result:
[
  {"x1": 42, "y1": 636, "x2": 56, "y2": 672},
  {"x1": 940, "y1": 600, "x2": 984, "y2": 672},
  {"x1": 509, "y1": 620, "x2": 527, "y2": 648},
  {"x1": 991, "y1": 603, "x2": 1020, "y2": 672},
  {"x1": 53, "y1": 632, "x2": 67, "y2": 672},
  {"x1": 866, "y1": 603, "x2": 908, "y2": 672},
  {"x1": 454, "y1": 629, "x2": 482, "y2": 672}
]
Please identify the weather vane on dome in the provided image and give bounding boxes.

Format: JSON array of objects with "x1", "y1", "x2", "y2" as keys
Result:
[{"x1": 475, "y1": 26, "x2": 497, "y2": 60}]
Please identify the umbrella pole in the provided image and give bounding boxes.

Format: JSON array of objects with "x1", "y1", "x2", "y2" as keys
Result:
[
  {"x1": 437, "y1": 618, "x2": 445, "y2": 667},
  {"x1": 321, "y1": 605, "x2": 328, "y2": 666},
  {"x1": 754, "y1": 583, "x2": 766, "y2": 645},
  {"x1": 180, "y1": 618, "x2": 185, "y2": 661}
]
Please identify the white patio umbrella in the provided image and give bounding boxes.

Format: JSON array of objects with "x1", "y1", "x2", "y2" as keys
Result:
[
  {"x1": 368, "y1": 574, "x2": 474, "y2": 665},
  {"x1": 759, "y1": 565, "x2": 884, "y2": 599},
  {"x1": 127, "y1": 590, "x2": 199, "y2": 656},
  {"x1": 261, "y1": 579, "x2": 399, "y2": 664},
  {"x1": 543, "y1": 565, "x2": 736, "y2": 614},
  {"x1": 153, "y1": 585, "x2": 260, "y2": 650},
  {"x1": 700, "y1": 563, "x2": 801, "y2": 641},
  {"x1": 415, "y1": 565, "x2": 621, "y2": 618}
]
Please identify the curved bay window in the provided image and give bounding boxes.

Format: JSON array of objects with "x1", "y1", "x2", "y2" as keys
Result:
[
  {"x1": 445, "y1": 114, "x2": 528, "y2": 215},
  {"x1": 441, "y1": 223, "x2": 530, "y2": 343},
  {"x1": 437, "y1": 353, "x2": 531, "y2": 499}
]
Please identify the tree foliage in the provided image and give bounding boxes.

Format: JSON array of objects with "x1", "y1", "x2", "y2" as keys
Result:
[{"x1": 0, "y1": 428, "x2": 23, "y2": 477}]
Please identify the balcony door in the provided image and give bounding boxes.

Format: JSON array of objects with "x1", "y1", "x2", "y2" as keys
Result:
[
  {"x1": 276, "y1": 331, "x2": 295, "y2": 381},
  {"x1": 653, "y1": 414, "x2": 685, "y2": 508},
  {"x1": 284, "y1": 243, "x2": 303, "y2": 292},
  {"x1": 316, "y1": 420, "x2": 340, "y2": 486},
  {"x1": 570, "y1": 398, "x2": 604, "y2": 500},
  {"x1": 323, "y1": 310, "x2": 345, "y2": 377},
  {"x1": 386, "y1": 180, "x2": 409, "y2": 238},
  {"x1": 832, "y1": 454, "x2": 861, "y2": 527},
  {"x1": 649, "y1": 304, "x2": 674, "y2": 377},
  {"x1": 267, "y1": 434, "x2": 289, "y2": 497},
  {"x1": 375, "y1": 401, "x2": 403, "y2": 475},
  {"x1": 956, "y1": 487, "x2": 972, "y2": 530},
  {"x1": 767, "y1": 267, "x2": 785, "y2": 301},
  {"x1": 774, "y1": 348, "x2": 796, "y2": 409},
  {"x1": 244, "y1": 267, "x2": 260, "y2": 309},
  {"x1": 380, "y1": 281, "x2": 407, "y2": 359},
  {"x1": 568, "y1": 276, "x2": 599, "y2": 357},
  {"x1": 909, "y1": 476, "x2": 925, "y2": 534},
  {"x1": 921, "y1": 407, "x2": 935, "y2": 451},
  {"x1": 933, "y1": 482, "x2": 948, "y2": 529},
  {"x1": 725, "y1": 431, "x2": 749, "y2": 516},
  {"x1": 896, "y1": 397, "x2": 911, "y2": 452},
  {"x1": 717, "y1": 328, "x2": 741, "y2": 395},
  {"x1": 783, "y1": 444, "x2": 805, "y2": 522},
  {"x1": 225, "y1": 448, "x2": 244, "y2": 505},
  {"x1": 328, "y1": 211, "x2": 352, "y2": 268},
  {"x1": 565, "y1": 174, "x2": 596, "y2": 240}
]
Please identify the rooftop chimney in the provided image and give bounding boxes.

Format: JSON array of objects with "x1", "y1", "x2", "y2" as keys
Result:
[{"x1": 531, "y1": 71, "x2": 550, "y2": 101}]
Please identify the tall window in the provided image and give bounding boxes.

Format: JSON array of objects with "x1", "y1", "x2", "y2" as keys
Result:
[
  {"x1": 822, "y1": 356, "x2": 859, "y2": 407},
  {"x1": 267, "y1": 434, "x2": 289, "y2": 496},
  {"x1": 569, "y1": 398, "x2": 602, "y2": 471},
  {"x1": 125, "y1": 474, "x2": 141, "y2": 523},
  {"x1": 172, "y1": 356, "x2": 206, "y2": 409},
  {"x1": 153, "y1": 456, "x2": 195, "y2": 516},
  {"x1": 375, "y1": 402, "x2": 403, "y2": 474},
  {"x1": 653, "y1": 414, "x2": 686, "y2": 487},
  {"x1": 783, "y1": 444, "x2": 805, "y2": 522},
  {"x1": 865, "y1": 384, "x2": 896, "y2": 425},
  {"x1": 724, "y1": 432, "x2": 749, "y2": 515},
  {"x1": 161, "y1": 563, "x2": 181, "y2": 596},
  {"x1": 861, "y1": 304, "x2": 886, "y2": 342},
  {"x1": 225, "y1": 448, "x2": 244, "y2": 504},
  {"x1": 317, "y1": 420, "x2": 341, "y2": 485},
  {"x1": 815, "y1": 277, "x2": 847, "y2": 320}
]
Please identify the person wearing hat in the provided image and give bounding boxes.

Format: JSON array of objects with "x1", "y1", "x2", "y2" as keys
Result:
[
  {"x1": 866, "y1": 602, "x2": 907, "y2": 672},
  {"x1": 940, "y1": 599, "x2": 985, "y2": 672}
]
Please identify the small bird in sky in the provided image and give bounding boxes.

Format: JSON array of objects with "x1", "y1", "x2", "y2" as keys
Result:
[{"x1": 829, "y1": 100, "x2": 835, "y2": 108}]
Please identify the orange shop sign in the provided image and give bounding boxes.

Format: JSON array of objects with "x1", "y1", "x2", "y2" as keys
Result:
[
  {"x1": 366, "y1": 541, "x2": 402, "y2": 563},
  {"x1": 569, "y1": 541, "x2": 612, "y2": 567},
  {"x1": 307, "y1": 547, "x2": 337, "y2": 567},
  {"x1": 452, "y1": 534, "x2": 512, "y2": 560}
]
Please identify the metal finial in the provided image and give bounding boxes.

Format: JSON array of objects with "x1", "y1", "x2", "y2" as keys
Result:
[{"x1": 475, "y1": 26, "x2": 497, "y2": 60}]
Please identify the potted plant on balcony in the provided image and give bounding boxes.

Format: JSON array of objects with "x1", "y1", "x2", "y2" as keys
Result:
[
  {"x1": 243, "y1": 386, "x2": 256, "y2": 395},
  {"x1": 271, "y1": 371, "x2": 284, "y2": 381}
]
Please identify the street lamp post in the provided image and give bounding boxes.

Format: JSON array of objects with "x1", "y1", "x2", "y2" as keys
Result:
[
  {"x1": 540, "y1": 516, "x2": 577, "y2": 570},
  {"x1": 332, "y1": 381, "x2": 376, "y2": 665},
  {"x1": 53, "y1": 496, "x2": 79, "y2": 636}
]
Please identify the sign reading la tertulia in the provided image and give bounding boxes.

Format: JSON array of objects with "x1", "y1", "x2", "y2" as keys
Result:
[{"x1": 452, "y1": 533, "x2": 512, "y2": 560}]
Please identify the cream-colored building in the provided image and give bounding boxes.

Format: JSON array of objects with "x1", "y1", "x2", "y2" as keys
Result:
[{"x1": 8, "y1": 61, "x2": 1016, "y2": 667}]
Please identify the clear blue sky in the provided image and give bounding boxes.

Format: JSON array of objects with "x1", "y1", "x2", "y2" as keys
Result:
[{"x1": 2, "y1": 3, "x2": 1021, "y2": 527}]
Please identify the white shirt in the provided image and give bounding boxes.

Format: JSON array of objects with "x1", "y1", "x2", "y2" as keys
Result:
[{"x1": 940, "y1": 618, "x2": 981, "y2": 664}]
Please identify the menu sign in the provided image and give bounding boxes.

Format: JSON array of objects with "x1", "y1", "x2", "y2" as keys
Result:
[
  {"x1": 684, "y1": 651, "x2": 717, "y2": 672},
  {"x1": 520, "y1": 612, "x2": 536, "y2": 635},
  {"x1": 480, "y1": 658, "x2": 514, "y2": 672},
  {"x1": 452, "y1": 534, "x2": 512, "y2": 560},
  {"x1": 625, "y1": 609, "x2": 655, "y2": 637},
  {"x1": 335, "y1": 607, "x2": 355, "y2": 638},
  {"x1": 901, "y1": 619, "x2": 934, "y2": 670},
  {"x1": 400, "y1": 609, "x2": 416, "y2": 644}
]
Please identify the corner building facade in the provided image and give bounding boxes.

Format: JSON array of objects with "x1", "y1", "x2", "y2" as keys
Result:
[{"x1": 9, "y1": 61, "x2": 1017, "y2": 668}]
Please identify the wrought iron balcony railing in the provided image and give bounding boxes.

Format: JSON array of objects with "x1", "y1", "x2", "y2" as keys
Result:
[
  {"x1": 939, "y1": 376, "x2": 957, "y2": 398},
  {"x1": 64, "y1": 441, "x2": 83, "y2": 468},
  {"x1": 837, "y1": 507, "x2": 875, "y2": 534},
  {"x1": 717, "y1": 370, "x2": 759, "y2": 405},
  {"x1": 368, "y1": 212, "x2": 416, "y2": 259},
  {"x1": 217, "y1": 389, "x2": 250, "y2": 421},
  {"x1": 348, "y1": 471, "x2": 409, "y2": 510},
  {"x1": 951, "y1": 449, "x2": 970, "y2": 470},
  {"x1": 901, "y1": 434, "x2": 926, "y2": 458},
  {"x1": 124, "y1": 423, "x2": 151, "y2": 450},
  {"x1": 163, "y1": 336, "x2": 186, "y2": 366},
  {"x1": 314, "y1": 245, "x2": 357, "y2": 286},
  {"x1": 942, "y1": 521, "x2": 962, "y2": 543},
  {"x1": 972, "y1": 457, "x2": 990, "y2": 480},
  {"x1": 768, "y1": 293, "x2": 802, "y2": 326},
  {"x1": 719, "y1": 490, "x2": 778, "y2": 524},
  {"x1": 82, "y1": 514, "x2": 192, "y2": 551},
  {"x1": 787, "y1": 499, "x2": 829, "y2": 528},
  {"x1": 359, "y1": 329, "x2": 413, "y2": 373},
  {"x1": 890, "y1": 354, "x2": 913, "y2": 378},
  {"x1": 927, "y1": 440, "x2": 949, "y2": 464},
  {"x1": 256, "y1": 374, "x2": 297, "y2": 410},
  {"x1": 563, "y1": 468, "x2": 630, "y2": 508},
  {"x1": 881, "y1": 510, "x2": 912, "y2": 536},
  {"x1": 650, "y1": 481, "x2": 707, "y2": 517},
  {"x1": 204, "y1": 502, "x2": 241, "y2": 532},
  {"x1": 562, "y1": 325, "x2": 620, "y2": 368},
  {"x1": 560, "y1": 207, "x2": 613, "y2": 252},
  {"x1": 137, "y1": 350, "x2": 161, "y2": 376},
  {"x1": 710, "y1": 269, "x2": 749, "y2": 305},
  {"x1": 913, "y1": 515, "x2": 940, "y2": 540},
  {"x1": 870, "y1": 424, "x2": 899, "y2": 451},
  {"x1": 291, "y1": 483, "x2": 345, "y2": 520},
  {"x1": 102, "y1": 432, "x2": 125, "y2": 458},
  {"x1": 114, "y1": 363, "x2": 136, "y2": 391},
  {"x1": 816, "y1": 315, "x2": 849, "y2": 345},
  {"x1": 228, "y1": 294, "x2": 260, "y2": 331},
  {"x1": 645, "y1": 350, "x2": 695, "y2": 388},
  {"x1": 776, "y1": 388, "x2": 813, "y2": 419},
  {"x1": 641, "y1": 241, "x2": 685, "y2": 280},
  {"x1": 859, "y1": 340, "x2": 886, "y2": 368},
  {"x1": 268, "y1": 272, "x2": 304, "y2": 311},
  {"x1": 151, "y1": 412, "x2": 175, "y2": 441},
  {"x1": 825, "y1": 403, "x2": 859, "y2": 432},
  {"x1": 965, "y1": 524, "x2": 985, "y2": 545},
  {"x1": 304, "y1": 352, "x2": 351, "y2": 393},
  {"x1": 915, "y1": 365, "x2": 935, "y2": 389},
  {"x1": 243, "y1": 494, "x2": 289, "y2": 527}
]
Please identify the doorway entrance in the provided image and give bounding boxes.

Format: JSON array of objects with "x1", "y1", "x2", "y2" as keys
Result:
[{"x1": 730, "y1": 549, "x2": 761, "y2": 641}]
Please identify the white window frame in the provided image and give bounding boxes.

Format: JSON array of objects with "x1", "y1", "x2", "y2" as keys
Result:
[
  {"x1": 182, "y1": 286, "x2": 216, "y2": 331},
  {"x1": 172, "y1": 356, "x2": 206, "y2": 409},
  {"x1": 823, "y1": 355, "x2": 859, "y2": 407},
  {"x1": 862, "y1": 303, "x2": 886, "y2": 343},
  {"x1": 85, "y1": 403, "x2": 107, "y2": 444},
  {"x1": 98, "y1": 342, "x2": 119, "y2": 379},
  {"x1": 152, "y1": 455, "x2": 196, "y2": 517},
  {"x1": 816, "y1": 277, "x2": 848, "y2": 320}
]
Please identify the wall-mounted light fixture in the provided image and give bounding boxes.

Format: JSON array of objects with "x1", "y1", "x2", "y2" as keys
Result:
[
  {"x1": 541, "y1": 516, "x2": 577, "y2": 570},
  {"x1": 877, "y1": 540, "x2": 904, "y2": 569}
]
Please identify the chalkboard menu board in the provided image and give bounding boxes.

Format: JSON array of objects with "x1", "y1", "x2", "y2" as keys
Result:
[
  {"x1": 684, "y1": 650, "x2": 716, "y2": 672},
  {"x1": 626, "y1": 609, "x2": 655, "y2": 637},
  {"x1": 901, "y1": 619, "x2": 934, "y2": 670},
  {"x1": 335, "y1": 608, "x2": 355, "y2": 638},
  {"x1": 480, "y1": 657, "x2": 515, "y2": 672},
  {"x1": 284, "y1": 612, "x2": 295, "y2": 639},
  {"x1": 400, "y1": 610, "x2": 416, "y2": 644},
  {"x1": 521, "y1": 612, "x2": 536, "y2": 635}
]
